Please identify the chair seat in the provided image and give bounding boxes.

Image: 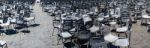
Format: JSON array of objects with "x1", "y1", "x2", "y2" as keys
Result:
[
  {"x1": 147, "y1": 22, "x2": 150, "y2": 25},
  {"x1": 114, "y1": 38, "x2": 129, "y2": 47},
  {"x1": 97, "y1": 17, "x2": 104, "y2": 21},
  {"x1": 69, "y1": 28, "x2": 76, "y2": 31},
  {"x1": 0, "y1": 21, "x2": 10, "y2": 27},
  {"x1": 54, "y1": 23, "x2": 61, "y2": 28},
  {"x1": 104, "y1": 15, "x2": 109, "y2": 18},
  {"x1": 0, "y1": 11, "x2": 2, "y2": 14},
  {"x1": 104, "y1": 33, "x2": 118, "y2": 42},
  {"x1": 83, "y1": 14, "x2": 92, "y2": 24},
  {"x1": 110, "y1": 10, "x2": 114, "y2": 15},
  {"x1": 89, "y1": 25, "x2": 99, "y2": 33},
  {"x1": 83, "y1": 17, "x2": 92, "y2": 24},
  {"x1": 109, "y1": 21, "x2": 117, "y2": 25},
  {"x1": 87, "y1": 12, "x2": 94, "y2": 14},
  {"x1": 0, "y1": 19, "x2": 3, "y2": 24},
  {"x1": 116, "y1": 27, "x2": 128, "y2": 32},
  {"x1": 11, "y1": 18, "x2": 17, "y2": 23},
  {"x1": 57, "y1": 25, "x2": 61, "y2": 28},
  {"x1": 48, "y1": 10, "x2": 53, "y2": 13},
  {"x1": 55, "y1": 17, "x2": 61, "y2": 20},
  {"x1": 142, "y1": 15, "x2": 150, "y2": 19},
  {"x1": 113, "y1": 15, "x2": 120, "y2": 18},
  {"x1": 24, "y1": 17, "x2": 35, "y2": 21},
  {"x1": 16, "y1": 20, "x2": 24, "y2": 24},
  {"x1": 60, "y1": 32, "x2": 72, "y2": 38},
  {"x1": 0, "y1": 40, "x2": 6, "y2": 45}
]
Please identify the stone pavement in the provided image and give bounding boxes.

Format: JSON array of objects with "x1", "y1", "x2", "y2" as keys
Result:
[{"x1": 2, "y1": 3, "x2": 62, "y2": 48}]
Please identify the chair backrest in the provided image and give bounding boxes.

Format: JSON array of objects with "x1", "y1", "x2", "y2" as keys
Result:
[
  {"x1": 78, "y1": 30, "x2": 91, "y2": 37},
  {"x1": 62, "y1": 20, "x2": 73, "y2": 26}
]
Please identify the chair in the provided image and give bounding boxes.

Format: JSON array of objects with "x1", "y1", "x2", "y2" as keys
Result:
[
  {"x1": 10, "y1": 17, "x2": 17, "y2": 29},
  {"x1": 52, "y1": 14, "x2": 62, "y2": 35},
  {"x1": 0, "y1": 17, "x2": 11, "y2": 31},
  {"x1": 57, "y1": 31, "x2": 73, "y2": 45},
  {"x1": 113, "y1": 38, "x2": 129, "y2": 48},
  {"x1": 109, "y1": 21, "x2": 117, "y2": 31},
  {"x1": 89, "y1": 36, "x2": 108, "y2": 48},
  {"x1": 114, "y1": 26, "x2": 130, "y2": 48},
  {"x1": 82, "y1": 14, "x2": 92, "y2": 25},
  {"x1": 96, "y1": 13, "x2": 104, "y2": 23},
  {"x1": 24, "y1": 16, "x2": 35, "y2": 24},
  {"x1": 15, "y1": 16, "x2": 25, "y2": 30},
  {"x1": 141, "y1": 14, "x2": 150, "y2": 25},
  {"x1": 116, "y1": 26, "x2": 129, "y2": 38},
  {"x1": 76, "y1": 30, "x2": 91, "y2": 48},
  {"x1": 100, "y1": 25, "x2": 111, "y2": 35},
  {"x1": 113, "y1": 30, "x2": 130, "y2": 48},
  {"x1": 52, "y1": 19, "x2": 62, "y2": 36},
  {"x1": 104, "y1": 33, "x2": 118, "y2": 43},
  {"x1": 0, "y1": 40, "x2": 8, "y2": 48},
  {"x1": 63, "y1": 42, "x2": 78, "y2": 48},
  {"x1": 89, "y1": 20, "x2": 100, "y2": 33},
  {"x1": 62, "y1": 20, "x2": 74, "y2": 31},
  {"x1": 62, "y1": 19, "x2": 77, "y2": 33},
  {"x1": 147, "y1": 21, "x2": 150, "y2": 32}
]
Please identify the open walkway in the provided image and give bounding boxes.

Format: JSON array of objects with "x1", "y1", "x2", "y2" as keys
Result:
[{"x1": 2, "y1": 3, "x2": 62, "y2": 48}]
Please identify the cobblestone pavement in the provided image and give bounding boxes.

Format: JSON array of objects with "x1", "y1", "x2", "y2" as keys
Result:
[{"x1": 2, "y1": 3, "x2": 62, "y2": 48}]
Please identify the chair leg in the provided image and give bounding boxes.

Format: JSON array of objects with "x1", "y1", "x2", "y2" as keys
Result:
[
  {"x1": 57, "y1": 36, "x2": 61, "y2": 45},
  {"x1": 2, "y1": 45, "x2": 3, "y2": 48},
  {"x1": 63, "y1": 44, "x2": 65, "y2": 48},
  {"x1": 33, "y1": 19, "x2": 36, "y2": 24},
  {"x1": 52, "y1": 28, "x2": 56, "y2": 36},
  {"x1": 125, "y1": 33, "x2": 128, "y2": 38},
  {"x1": 5, "y1": 43, "x2": 8, "y2": 48},
  {"x1": 0, "y1": 33, "x2": 1, "y2": 36}
]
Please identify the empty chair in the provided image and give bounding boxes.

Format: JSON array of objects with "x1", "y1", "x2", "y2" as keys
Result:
[
  {"x1": 52, "y1": 19, "x2": 62, "y2": 36},
  {"x1": 116, "y1": 26, "x2": 128, "y2": 32},
  {"x1": 100, "y1": 24, "x2": 111, "y2": 35},
  {"x1": 89, "y1": 25, "x2": 99, "y2": 33},
  {"x1": 63, "y1": 42, "x2": 78, "y2": 48},
  {"x1": 109, "y1": 21, "x2": 117, "y2": 30},
  {"x1": 52, "y1": 14, "x2": 62, "y2": 36},
  {"x1": 24, "y1": 16, "x2": 35, "y2": 24},
  {"x1": 0, "y1": 17, "x2": 11, "y2": 30},
  {"x1": 96, "y1": 13, "x2": 104, "y2": 22},
  {"x1": 76, "y1": 30, "x2": 91, "y2": 48},
  {"x1": 113, "y1": 38, "x2": 129, "y2": 48},
  {"x1": 0, "y1": 40, "x2": 8, "y2": 48},
  {"x1": 62, "y1": 20, "x2": 74, "y2": 31},
  {"x1": 113, "y1": 31, "x2": 130, "y2": 48},
  {"x1": 10, "y1": 17, "x2": 17, "y2": 29},
  {"x1": 104, "y1": 33, "x2": 118, "y2": 43},
  {"x1": 57, "y1": 31, "x2": 73, "y2": 45},
  {"x1": 114, "y1": 25, "x2": 130, "y2": 48},
  {"x1": 116, "y1": 26, "x2": 129, "y2": 38},
  {"x1": 16, "y1": 16, "x2": 24, "y2": 25},
  {"x1": 141, "y1": 14, "x2": 150, "y2": 25},
  {"x1": 82, "y1": 14, "x2": 92, "y2": 25},
  {"x1": 89, "y1": 36, "x2": 108, "y2": 48}
]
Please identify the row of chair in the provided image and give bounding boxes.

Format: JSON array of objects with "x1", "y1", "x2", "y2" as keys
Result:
[{"x1": 41, "y1": 1, "x2": 134, "y2": 48}]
